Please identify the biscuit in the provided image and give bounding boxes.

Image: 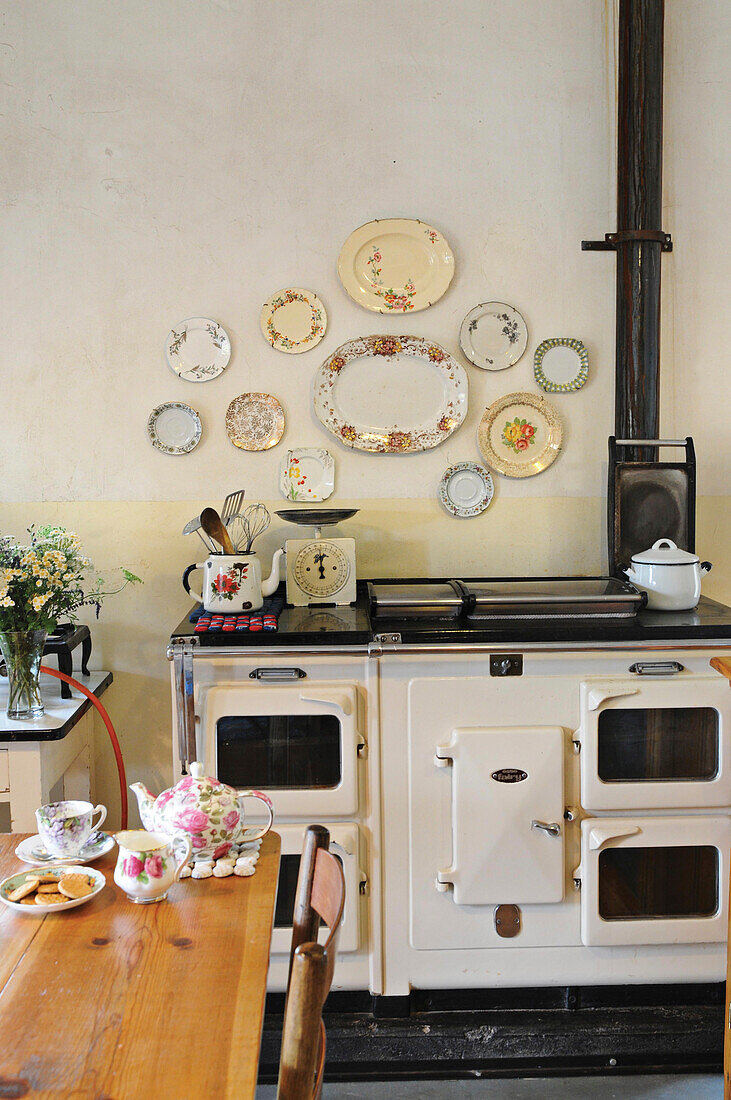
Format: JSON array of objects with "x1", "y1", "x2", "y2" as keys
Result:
[
  {"x1": 35, "y1": 874, "x2": 62, "y2": 884},
  {"x1": 35, "y1": 891, "x2": 67, "y2": 905},
  {"x1": 37, "y1": 882, "x2": 63, "y2": 893},
  {"x1": 8, "y1": 877, "x2": 39, "y2": 902},
  {"x1": 19, "y1": 897, "x2": 38, "y2": 906},
  {"x1": 58, "y1": 873, "x2": 94, "y2": 899}
]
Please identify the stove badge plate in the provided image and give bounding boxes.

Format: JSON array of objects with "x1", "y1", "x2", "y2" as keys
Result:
[{"x1": 491, "y1": 768, "x2": 528, "y2": 783}]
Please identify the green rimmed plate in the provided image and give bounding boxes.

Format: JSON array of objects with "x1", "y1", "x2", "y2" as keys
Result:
[{"x1": 534, "y1": 337, "x2": 588, "y2": 393}]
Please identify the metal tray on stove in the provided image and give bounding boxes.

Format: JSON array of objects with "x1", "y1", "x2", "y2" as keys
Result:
[
  {"x1": 464, "y1": 577, "x2": 646, "y2": 620},
  {"x1": 368, "y1": 581, "x2": 465, "y2": 618}
]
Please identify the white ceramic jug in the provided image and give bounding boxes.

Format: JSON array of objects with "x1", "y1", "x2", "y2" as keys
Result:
[{"x1": 182, "y1": 550, "x2": 283, "y2": 613}]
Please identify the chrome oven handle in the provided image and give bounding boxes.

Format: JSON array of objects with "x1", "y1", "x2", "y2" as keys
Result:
[
  {"x1": 531, "y1": 820, "x2": 562, "y2": 838},
  {"x1": 248, "y1": 667, "x2": 306, "y2": 682}
]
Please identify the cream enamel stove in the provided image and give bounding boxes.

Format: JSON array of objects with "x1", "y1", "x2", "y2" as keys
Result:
[{"x1": 170, "y1": 575, "x2": 731, "y2": 996}]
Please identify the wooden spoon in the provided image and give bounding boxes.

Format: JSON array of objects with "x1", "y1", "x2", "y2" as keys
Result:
[{"x1": 200, "y1": 507, "x2": 235, "y2": 555}]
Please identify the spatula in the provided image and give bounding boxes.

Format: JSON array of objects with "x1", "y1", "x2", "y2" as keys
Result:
[{"x1": 200, "y1": 507, "x2": 235, "y2": 555}]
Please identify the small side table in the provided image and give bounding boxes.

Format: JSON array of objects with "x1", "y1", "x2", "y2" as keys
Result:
[
  {"x1": 43, "y1": 624, "x2": 92, "y2": 699},
  {"x1": 0, "y1": 669, "x2": 112, "y2": 832}
]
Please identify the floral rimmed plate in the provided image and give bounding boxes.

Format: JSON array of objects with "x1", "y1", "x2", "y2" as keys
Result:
[
  {"x1": 225, "y1": 393, "x2": 285, "y2": 451},
  {"x1": 147, "y1": 402, "x2": 202, "y2": 454},
  {"x1": 0, "y1": 865, "x2": 106, "y2": 914},
  {"x1": 534, "y1": 337, "x2": 589, "y2": 393},
  {"x1": 478, "y1": 392, "x2": 563, "y2": 478},
  {"x1": 280, "y1": 449, "x2": 335, "y2": 502},
  {"x1": 15, "y1": 832, "x2": 114, "y2": 867},
  {"x1": 439, "y1": 462, "x2": 494, "y2": 518},
  {"x1": 260, "y1": 288, "x2": 327, "y2": 354},
  {"x1": 459, "y1": 302, "x2": 528, "y2": 371},
  {"x1": 165, "y1": 317, "x2": 230, "y2": 382},
  {"x1": 314, "y1": 335, "x2": 468, "y2": 454},
  {"x1": 337, "y1": 219, "x2": 455, "y2": 313}
]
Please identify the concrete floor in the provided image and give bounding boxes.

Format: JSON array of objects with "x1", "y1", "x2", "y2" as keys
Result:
[{"x1": 258, "y1": 1074, "x2": 722, "y2": 1098}]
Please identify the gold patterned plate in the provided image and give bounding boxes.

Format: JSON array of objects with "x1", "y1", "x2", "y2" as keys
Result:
[
  {"x1": 337, "y1": 219, "x2": 454, "y2": 314},
  {"x1": 260, "y1": 288, "x2": 327, "y2": 355},
  {"x1": 225, "y1": 393, "x2": 285, "y2": 451},
  {"x1": 478, "y1": 392, "x2": 563, "y2": 478}
]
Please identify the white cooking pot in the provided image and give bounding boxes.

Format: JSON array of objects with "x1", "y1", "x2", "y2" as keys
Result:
[{"x1": 624, "y1": 538, "x2": 712, "y2": 611}]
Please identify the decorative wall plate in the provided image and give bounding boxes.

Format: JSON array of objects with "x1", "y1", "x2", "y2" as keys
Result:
[
  {"x1": 439, "y1": 462, "x2": 494, "y2": 518},
  {"x1": 314, "y1": 335, "x2": 468, "y2": 454},
  {"x1": 165, "y1": 318, "x2": 230, "y2": 382},
  {"x1": 534, "y1": 337, "x2": 589, "y2": 392},
  {"x1": 225, "y1": 393, "x2": 284, "y2": 451},
  {"x1": 478, "y1": 392, "x2": 563, "y2": 478},
  {"x1": 260, "y1": 288, "x2": 327, "y2": 354},
  {"x1": 459, "y1": 302, "x2": 528, "y2": 371},
  {"x1": 337, "y1": 219, "x2": 454, "y2": 313},
  {"x1": 280, "y1": 448, "x2": 335, "y2": 501},
  {"x1": 147, "y1": 402, "x2": 202, "y2": 454}
]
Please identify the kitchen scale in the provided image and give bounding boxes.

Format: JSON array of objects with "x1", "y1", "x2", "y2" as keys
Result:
[{"x1": 274, "y1": 508, "x2": 358, "y2": 607}]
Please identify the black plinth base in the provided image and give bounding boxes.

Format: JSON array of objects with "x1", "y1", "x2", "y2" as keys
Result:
[
  {"x1": 258, "y1": 984, "x2": 724, "y2": 1083},
  {"x1": 43, "y1": 624, "x2": 92, "y2": 699}
]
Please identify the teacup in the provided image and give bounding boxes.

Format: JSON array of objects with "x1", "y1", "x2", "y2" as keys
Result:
[
  {"x1": 36, "y1": 800, "x2": 107, "y2": 859},
  {"x1": 114, "y1": 830, "x2": 192, "y2": 904}
]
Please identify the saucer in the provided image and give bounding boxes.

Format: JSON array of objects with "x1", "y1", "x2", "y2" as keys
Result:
[{"x1": 15, "y1": 832, "x2": 115, "y2": 867}]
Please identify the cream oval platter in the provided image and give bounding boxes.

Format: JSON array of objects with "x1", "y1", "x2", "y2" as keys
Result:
[
  {"x1": 337, "y1": 219, "x2": 454, "y2": 314},
  {"x1": 314, "y1": 335, "x2": 467, "y2": 454}
]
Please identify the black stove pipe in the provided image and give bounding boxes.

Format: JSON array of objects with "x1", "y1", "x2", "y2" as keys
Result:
[{"x1": 583, "y1": 0, "x2": 670, "y2": 462}]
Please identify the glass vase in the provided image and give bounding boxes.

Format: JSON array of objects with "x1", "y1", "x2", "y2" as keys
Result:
[{"x1": 0, "y1": 630, "x2": 48, "y2": 720}]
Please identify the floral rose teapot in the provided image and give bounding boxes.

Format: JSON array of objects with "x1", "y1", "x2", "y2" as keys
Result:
[{"x1": 130, "y1": 763, "x2": 274, "y2": 860}]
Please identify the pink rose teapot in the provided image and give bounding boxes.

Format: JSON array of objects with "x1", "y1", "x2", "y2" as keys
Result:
[{"x1": 130, "y1": 762, "x2": 274, "y2": 860}]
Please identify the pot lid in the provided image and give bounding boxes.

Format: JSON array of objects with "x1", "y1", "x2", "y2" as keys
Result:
[{"x1": 631, "y1": 538, "x2": 700, "y2": 566}]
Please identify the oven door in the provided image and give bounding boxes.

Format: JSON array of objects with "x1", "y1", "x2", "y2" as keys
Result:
[
  {"x1": 269, "y1": 823, "x2": 363, "y2": 956},
  {"x1": 578, "y1": 674, "x2": 730, "y2": 810},
  {"x1": 578, "y1": 815, "x2": 731, "y2": 946},
  {"x1": 199, "y1": 682, "x2": 363, "y2": 817}
]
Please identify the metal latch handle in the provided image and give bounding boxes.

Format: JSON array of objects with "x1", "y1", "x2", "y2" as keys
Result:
[
  {"x1": 249, "y1": 667, "x2": 306, "y2": 682},
  {"x1": 629, "y1": 661, "x2": 684, "y2": 676},
  {"x1": 531, "y1": 820, "x2": 561, "y2": 838}
]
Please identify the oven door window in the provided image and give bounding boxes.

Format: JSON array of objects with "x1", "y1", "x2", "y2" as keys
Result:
[
  {"x1": 598, "y1": 844, "x2": 718, "y2": 920},
  {"x1": 216, "y1": 714, "x2": 342, "y2": 790},
  {"x1": 597, "y1": 707, "x2": 719, "y2": 783}
]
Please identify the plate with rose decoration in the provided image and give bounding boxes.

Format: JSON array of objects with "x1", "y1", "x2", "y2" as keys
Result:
[
  {"x1": 478, "y1": 391, "x2": 563, "y2": 478},
  {"x1": 337, "y1": 219, "x2": 455, "y2": 313},
  {"x1": 314, "y1": 335, "x2": 468, "y2": 454}
]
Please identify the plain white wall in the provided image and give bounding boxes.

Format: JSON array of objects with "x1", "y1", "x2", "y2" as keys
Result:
[{"x1": 1, "y1": 0, "x2": 729, "y2": 818}]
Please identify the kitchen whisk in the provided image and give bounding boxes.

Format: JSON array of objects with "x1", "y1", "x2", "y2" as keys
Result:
[{"x1": 231, "y1": 503, "x2": 270, "y2": 553}]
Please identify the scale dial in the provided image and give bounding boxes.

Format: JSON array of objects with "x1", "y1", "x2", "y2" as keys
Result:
[{"x1": 293, "y1": 541, "x2": 351, "y2": 599}]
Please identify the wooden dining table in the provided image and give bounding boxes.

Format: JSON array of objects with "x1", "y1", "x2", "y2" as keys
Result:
[{"x1": 0, "y1": 830, "x2": 281, "y2": 1099}]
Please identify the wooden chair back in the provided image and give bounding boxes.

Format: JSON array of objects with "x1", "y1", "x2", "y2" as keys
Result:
[{"x1": 277, "y1": 826, "x2": 345, "y2": 1100}]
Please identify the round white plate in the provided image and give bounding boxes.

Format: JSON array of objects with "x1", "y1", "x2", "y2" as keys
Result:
[
  {"x1": 147, "y1": 402, "x2": 202, "y2": 454},
  {"x1": 439, "y1": 462, "x2": 494, "y2": 518},
  {"x1": 534, "y1": 337, "x2": 588, "y2": 392},
  {"x1": 459, "y1": 302, "x2": 528, "y2": 371},
  {"x1": 260, "y1": 288, "x2": 327, "y2": 354},
  {"x1": 165, "y1": 317, "x2": 231, "y2": 382},
  {"x1": 15, "y1": 832, "x2": 115, "y2": 867},
  {"x1": 0, "y1": 864, "x2": 106, "y2": 914},
  {"x1": 280, "y1": 448, "x2": 335, "y2": 502},
  {"x1": 337, "y1": 219, "x2": 454, "y2": 314},
  {"x1": 478, "y1": 391, "x2": 563, "y2": 478}
]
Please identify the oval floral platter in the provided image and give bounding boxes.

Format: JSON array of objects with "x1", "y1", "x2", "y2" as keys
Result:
[
  {"x1": 314, "y1": 336, "x2": 468, "y2": 454},
  {"x1": 260, "y1": 288, "x2": 327, "y2": 354},
  {"x1": 165, "y1": 317, "x2": 230, "y2": 382},
  {"x1": 439, "y1": 462, "x2": 494, "y2": 518},
  {"x1": 478, "y1": 391, "x2": 563, "y2": 478},
  {"x1": 337, "y1": 219, "x2": 455, "y2": 313}
]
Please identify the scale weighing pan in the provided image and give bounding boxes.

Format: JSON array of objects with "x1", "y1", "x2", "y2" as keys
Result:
[{"x1": 275, "y1": 508, "x2": 359, "y2": 527}]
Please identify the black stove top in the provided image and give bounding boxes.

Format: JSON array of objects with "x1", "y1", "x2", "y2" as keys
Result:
[{"x1": 170, "y1": 580, "x2": 731, "y2": 648}]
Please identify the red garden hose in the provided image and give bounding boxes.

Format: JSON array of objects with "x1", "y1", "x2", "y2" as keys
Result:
[{"x1": 39, "y1": 665, "x2": 128, "y2": 829}]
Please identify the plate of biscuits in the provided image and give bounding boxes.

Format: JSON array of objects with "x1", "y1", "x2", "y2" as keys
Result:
[{"x1": 0, "y1": 866, "x2": 105, "y2": 914}]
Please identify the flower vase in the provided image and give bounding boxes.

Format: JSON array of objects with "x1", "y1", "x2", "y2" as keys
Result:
[{"x1": 0, "y1": 631, "x2": 47, "y2": 720}]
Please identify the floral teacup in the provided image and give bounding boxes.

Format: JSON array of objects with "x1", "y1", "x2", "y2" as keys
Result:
[
  {"x1": 36, "y1": 800, "x2": 107, "y2": 859},
  {"x1": 114, "y1": 830, "x2": 192, "y2": 904}
]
